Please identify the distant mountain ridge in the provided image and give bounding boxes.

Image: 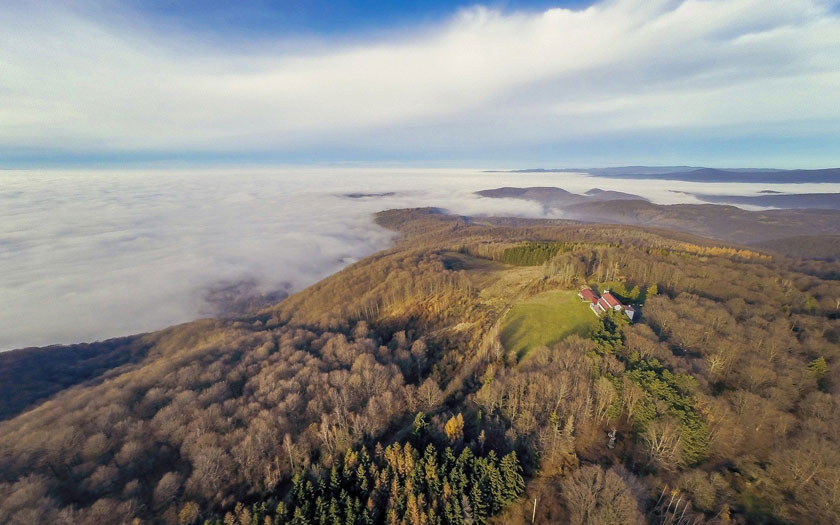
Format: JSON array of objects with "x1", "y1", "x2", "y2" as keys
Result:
[
  {"x1": 692, "y1": 192, "x2": 840, "y2": 210},
  {"x1": 484, "y1": 166, "x2": 702, "y2": 175},
  {"x1": 485, "y1": 166, "x2": 840, "y2": 183},
  {"x1": 616, "y1": 167, "x2": 840, "y2": 183},
  {"x1": 563, "y1": 199, "x2": 840, "y2": 244}
]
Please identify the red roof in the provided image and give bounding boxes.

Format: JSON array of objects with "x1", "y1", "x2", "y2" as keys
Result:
[
  {"x1": 597, "y1": 297, "x2": 611, "y2": 311},
  {"x1": 579, "y1": 288, "x2": 597, "y2": 303},
  {"x1": 601, "y1": 292, "x2": 622, "y2": 308}
]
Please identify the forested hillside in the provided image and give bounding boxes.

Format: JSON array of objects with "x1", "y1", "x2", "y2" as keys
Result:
[{"x1": 1, "y1": 208, "x2": 839, "y2": 524}]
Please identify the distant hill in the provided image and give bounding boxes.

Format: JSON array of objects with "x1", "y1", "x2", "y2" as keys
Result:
[
  {"x1": 485, "y1": 166, "x2": 840, "y2": 183},
  {"x1": 692, "y1": 192, "x2": 840, "y2": 210},
  {"x1": 475, "y1": 186, "x2": 647, "y2": 208},
  {"x1": 754, "y1": 235, "x2": 840, "y2": 261},
  {"x1": 582, "y1": 166, "x2": 786, "y2": 176},
  {"x1": 563, "y1": 199, "x2": 840, "y2": 244},
  {"x1": 609, "y1": 167, "x2": 840, "y2": 183}
]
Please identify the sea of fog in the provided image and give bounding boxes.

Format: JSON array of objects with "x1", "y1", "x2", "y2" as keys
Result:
[{"x1": 2, "y1": 167, "x2": 839, "y2": 351}]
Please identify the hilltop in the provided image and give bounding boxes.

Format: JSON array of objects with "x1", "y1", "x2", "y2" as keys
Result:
[{"x1": 1, "y1": 208, "x2": 839, "y2": 524}]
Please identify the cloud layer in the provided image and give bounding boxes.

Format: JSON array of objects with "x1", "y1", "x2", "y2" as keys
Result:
[
  {"x1": 5, "y1": 167, "x2": 840, "y2": 351},
  {"x1": 1, "y1": 0, "x2": 839, "y2": 163},
  {"x1": 0, "y1": 168, "x2": 551, "y2": 350}
]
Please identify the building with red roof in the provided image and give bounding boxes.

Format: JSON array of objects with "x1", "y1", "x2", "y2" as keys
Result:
[
  {"x1": 596, "y1": 297, "x2": 611, "y2": 313},
  {"x1": 578, "y1": 288, "x2": 598, "y2": 303},
  {"x1": 578, "y1": 287, "x2": 636, "y2": 321},
  {"x1": 601, "y1": 291, "x2": 622, "y2": 309}
]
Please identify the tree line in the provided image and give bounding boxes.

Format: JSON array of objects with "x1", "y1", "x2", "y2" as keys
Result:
[{"x1": 206, "y1": 439, "x2": 524, "y2": 525}]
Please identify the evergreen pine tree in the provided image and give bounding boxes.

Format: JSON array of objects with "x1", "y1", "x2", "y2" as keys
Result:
[
  {"x1": 363, "y1": 507, "x2": 374, "y2": 525},
  {"x1": 485, "y1": 460, "x2": 504, "y2": 514},
  {"x1": 328, "y1": 497, "x2": 340, "y2": 524},
  {"x1": 423, "y1": 444, "x2": 441, "y2": 498},
  {"x1": 291, "y1": 473, "x2": 306, "y2": 501},
  {"x1": 359, "y1": 446, "x2": 371, "y2": 470},
  {"x1": 444, "y1": 495, "x2": 463, "y2": 525},
  {"x1": 314, "y1": 495, "x2": 326, "y2": 524},
  {"x1": 291, "y1": 506, "x2": 308, "y2": 525},
  {"x1": 357, "y1": 462, "x2": 369, "y2": 493},
  {"x1": 461, "y1": 494, "x2": 474, "y2": 525},
  {"x1": 469, "y1": 483, "x2": 488, "y2": 524},
  {"x1": 443, "y1": 447, "x2": 457, "y2": 474},
  {"x1": 413, "y1": 412, "x2": 428, "y2": 435},
  {"x1": 207, "y1": 442, "x2": 524, "y2": 525},
  {"x1": 343, "y1": 493, "x2": 356, "y2": 525},
  {"x1": 330, "y1": 466, "x2": 341, "y2": 492},
  {"x1": 499, "y1": 452, "x2": 524, "y2": 504}
]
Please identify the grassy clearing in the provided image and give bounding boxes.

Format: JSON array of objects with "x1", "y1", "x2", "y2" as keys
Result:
[{"x1": 500, "y1": 290, "x2": 598, "y2": 361}]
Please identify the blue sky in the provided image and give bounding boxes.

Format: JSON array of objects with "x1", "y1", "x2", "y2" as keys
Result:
[
  {"x1": 127, "y1": 0, "x2": 585, "y2": 36},
  {"x1": 2, "y1": 0, "x2": 839, "y2": 168}
]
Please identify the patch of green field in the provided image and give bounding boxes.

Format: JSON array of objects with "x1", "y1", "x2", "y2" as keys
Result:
[{"x1": 500, "y1": 290, "x2": 599, "y2": 361}]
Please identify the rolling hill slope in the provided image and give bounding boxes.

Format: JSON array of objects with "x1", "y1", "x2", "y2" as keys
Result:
[{"x1": 1, "y1": 208, "x2": 839, "y2": 524}]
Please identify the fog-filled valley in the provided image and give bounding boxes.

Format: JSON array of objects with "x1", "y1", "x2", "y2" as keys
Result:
[
  {"x1": 0, "y1": 168, "x2": 547, "y2": 350},
  {"x1": 4, "y1": 167, "x2": 840, "y2": 352}
]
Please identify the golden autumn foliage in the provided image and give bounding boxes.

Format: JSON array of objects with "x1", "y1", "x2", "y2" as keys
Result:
[
  {"x1": 444, "y1": 413, "x2": 465, "y2": 443},
  {"x1": 672, "y1": 242, "x2": 771, "y2": 260}
]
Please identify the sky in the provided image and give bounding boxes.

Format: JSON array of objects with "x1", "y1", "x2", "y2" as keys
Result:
[{"x1": 1, "y1": 0, "x2": 840, "y2": 168}]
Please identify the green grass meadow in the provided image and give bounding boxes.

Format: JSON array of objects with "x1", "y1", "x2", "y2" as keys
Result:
[{"x1": 500, "y1": 290, "x2": 599, "y2": 361}]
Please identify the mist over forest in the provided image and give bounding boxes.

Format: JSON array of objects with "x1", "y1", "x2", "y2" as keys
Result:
[{"x1": 5, "y1": 168, "x2": 840, "y2": 352}]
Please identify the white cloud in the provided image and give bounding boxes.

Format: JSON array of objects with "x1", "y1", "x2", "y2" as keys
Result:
[{"x1": 1, "y1": 0, "x2": 838, "y2": 156}]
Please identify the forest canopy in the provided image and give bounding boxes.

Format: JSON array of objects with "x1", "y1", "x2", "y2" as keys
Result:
[{"x1": 1, "y1": 208, "x2": 839, "y2": 524}]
